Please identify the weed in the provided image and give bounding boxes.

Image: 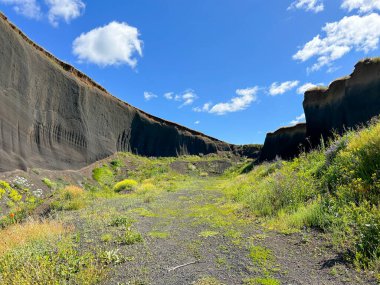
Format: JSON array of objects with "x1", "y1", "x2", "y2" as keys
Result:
[
  {"x1": 42, "y1": 178, "x2": 56, "y2": 189},
  {"x1": 113, "y1": 179, "x2": 138, "y2": 193},
  {"x1": 101, "y1": 233, "x2": 113, "y2": 242},
  {"x1": 118, "y1": 227, "x2": 143, "y2": 245},
  {"x1": 99, "y1": 249, "x2": 125, "y2": 265}
]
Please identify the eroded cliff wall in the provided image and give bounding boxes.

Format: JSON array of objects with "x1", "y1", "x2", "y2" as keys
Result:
[
  {"x1": 260, "y1": 58, "x2": 380, "y2": 161},
  {"x1": 304, "y1": 59, "x2": 380, "y2": 145},
  {"x1": 0, "y1": 14, "x2": 231, "y2": 172},
  {"x1": 259, "y1": 124, "x2": 307, "y2": 161}
]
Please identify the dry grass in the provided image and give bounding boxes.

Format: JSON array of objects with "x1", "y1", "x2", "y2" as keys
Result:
[
  {"x1": 63, "y1": 185, "x2": 85, "y2": 199},
  {"x1": 0, "y1": 219, "x2": 67, "y2": 256}
]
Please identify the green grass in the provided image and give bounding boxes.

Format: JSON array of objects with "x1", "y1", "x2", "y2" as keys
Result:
[
  {"x1": 249, "y1": 245, "x2": 273, "y2": 266},
  {"x1": 199, "y1": 230, "x2": 219, "y2": 238},
  {"x1": 148, "y1": 231, "x2": 170, "y2": 238},
  {"x1": 243, "y1": 277, "x2": 280, "y2": 285},
  {"x1": 217, "y1": 118, "x2": 380, "y2": 271}
]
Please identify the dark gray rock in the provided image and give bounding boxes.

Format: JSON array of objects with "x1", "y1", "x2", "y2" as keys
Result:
[
  {"x1": 0, "y1": 13, "x2": 232, "y2": 172},
  {"x1": 304, "y1": 58, "x2": 380, "y2": 146},
  {"x1": 259, "y1": 124, "x2": 307, "y2": 161}
]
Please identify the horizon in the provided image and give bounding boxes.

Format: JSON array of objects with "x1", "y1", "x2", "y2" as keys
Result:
[{"x1": 1, "y1": 0, "x2": 380, "y2": 144}]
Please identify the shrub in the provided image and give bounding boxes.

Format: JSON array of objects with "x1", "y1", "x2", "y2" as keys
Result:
[
  {"x1": 113, "y1": 179, "x2": 138, "y2": 193},
  {"x1": 92, "y1": 165, "x2": 114, "y2": 185},
  {"x1": 51, "y1": 186, "x2": 86, "y2": 211},
  {"x1": 118, "y1": 228, "x2": 143, "y2": 245},
  {"x1": 42, "y1": 178, "x2": 56, "y2": 189}
]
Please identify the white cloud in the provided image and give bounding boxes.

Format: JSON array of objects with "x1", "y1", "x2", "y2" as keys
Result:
[
  {"x1": 143, "y1": 91, "x2": 157, "y2": 101},
  {"x1": 180, "y1": 90, "x2": 197, "y2": 107},
  {"x1": 341, "y1": 0, "x2": 380, "y2": 14},
  {"x1": 193, "y1": 102, "x2": 211, "y2": 113},
  {"x1": 73, "y1": 21, "x2": 143, "y2": 67},
  {"x1": 164, "y1": 92, "x2": 174, "y2": 100},
  {"x1": 297, "y1": 82, "x2": 323, "y2": 94},
  {"x1": 0, "y1": 0, "x2": 41, "y2": 18},
  {"x1": 194, "y1": 120, "x2": 200, "y2": 125},
  {"x1": 208, "y1": 87, "x2": 258, "y2": 115},
  {"x1": 269, "y1": 80, "x2": 299, "y2": 96},
  {"x1": 45, "y1": 0, "x2": 85, "y2": 26},
  {"x1": 288, "y1": 0, "x2": 324, "y2": 13},
  {"x1": 290, "y1": 113, "x2": 306, "y2": 125},
  {"x1": 293, "y1": 13, "x2": 380, "y2": 71}
]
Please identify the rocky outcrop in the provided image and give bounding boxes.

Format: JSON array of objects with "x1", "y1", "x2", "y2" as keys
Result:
[
  {"x1": 259, "y1": 124, "x2": 307, "y2": 161},
  {"x1": 0, "y1": 13, "x2": 232, "y2": 172},
  {"x1": 260, "y1": 58, "x2": 380, "y2": 161},
  {"x1": 304, "y1": 58, "x2": 380, "y2": 145}
]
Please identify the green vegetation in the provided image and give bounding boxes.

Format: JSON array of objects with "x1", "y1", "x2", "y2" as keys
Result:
[
  {"x1": 218, "y1": 118, "x2": 380, "y2": 270},
  {"x1": 243, "y1": 277, "x2": 280, "y2": 285},
  {"x1": 92, "y1": 165, "x2": 114, "y2": 185},
  {"x1": 0, "y1": 220, "x2": 106, "y2": 284},
  {"x1": 51, "y1": 185, "x2": 87, "y2": 211},
  {"x1": 113, "y1": 179, "x2": 138, "y2": 192}
]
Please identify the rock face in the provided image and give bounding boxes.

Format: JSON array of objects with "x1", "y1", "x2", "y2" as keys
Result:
[
  {"x1": 0, "y1": 14, "x2": 232, "y2": 172},
  {"x1": 259, "y1": 124, "x2": 307, "y2": 161},
  {"x1": 304, "y1": 59, "x2": 380, "y2": 146},
  {"x1": 260, "y1": 58, "x2": 380, "y2": 161}
]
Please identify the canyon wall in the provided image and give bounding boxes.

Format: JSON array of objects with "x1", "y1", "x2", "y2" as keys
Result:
[
  {"x1": 0, "y1": 14, "x2": 232, "y2": 172},
  {"x1": 259, "y1": 124, "x2": 307, "y2": 161},
  {"x1": 304, "y1": 59, "x2": 380, "y2": 145},
  {"x1": 260, "y1": 58, "x2": 380, "y2": 161}
]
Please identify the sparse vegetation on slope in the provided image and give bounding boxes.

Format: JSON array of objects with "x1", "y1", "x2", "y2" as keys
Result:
[{"x1": 218, "y1": 118, "x2": 380, "y2": 272}]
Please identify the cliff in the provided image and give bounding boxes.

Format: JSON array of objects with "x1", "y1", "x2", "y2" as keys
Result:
[
  {"x1": 260, "y1": 58, "x2": 380, "y2": 161},
  {"x1": 259, "y1": 124, "x2": 307, "y2": 161},
  {"x1": 0, "y1": 13, "x2": 232, "y2": 172},
  {"x1": 304, "y1": 58, "x2": 380, "y2": 145}
]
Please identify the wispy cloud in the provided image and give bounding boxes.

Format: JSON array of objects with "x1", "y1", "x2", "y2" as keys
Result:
[
  {"x1": 194, "y1": 120, "x2": 200, "y2": 125},
  {"x1": 0, "y1": 0, "x2": 41, "y2": 19},
  {"x1": 290, "y1": 113, "x2": 306, "y2": 125},
  {"x1": 293, "y1": 13, "x2": 380, "y2": 71},
  {"x1": 163, "y1": 92, "x2": 174, "y2": 100},
  {"x1": 73, "y1": 21, "x2": 143, "y2": 67},
  {"x1": 164, "y1": 90, "x2": 198, "y2": 107},
  {"x1": 45, "y1": 0, "x2": 85, "y2": 26},
  {"x1": 207, "y1": 87, "x2": 258, "y2": 115},
  {"x1": 143, "y1": 91, "x2": 158, "y2": 101},
  {"x1": 193, "y1": 102, "x2": 211, "y2": 113},
  {"x1": 269, "y1": 81, "x2": 299, "y2": 96},
  {"x1": 288, "y1": 0, "x2": 324, "y2": 13}
]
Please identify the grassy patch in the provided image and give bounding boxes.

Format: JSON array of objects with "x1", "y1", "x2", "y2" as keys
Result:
[
  {"x1": 249, "y1": 245, "x2": 274, "y2": 267},
  {"x1": 148, "y1": 231, "x2": 169, "y2": 238},
  {"x1": 199, "y1": 230, "x2": 219, "y2": 238},
  {"x1": 193, "y1": 276, "x2": 225, "y2": 285},
  {"x1": 243, "y1": 277, "x2": 280, "y2": 285},
  {"x1": 51, "y1": 185, "x2": 87, "y2": 211}
]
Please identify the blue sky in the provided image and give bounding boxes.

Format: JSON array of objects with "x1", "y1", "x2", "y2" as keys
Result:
[{"x1": 1, "y1": 0, "x2": 380, "y2": 144}]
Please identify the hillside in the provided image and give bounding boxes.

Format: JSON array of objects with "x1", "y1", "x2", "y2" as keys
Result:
[{"x1": 0, "y1": 13, "x2": 232, "y2": 172}]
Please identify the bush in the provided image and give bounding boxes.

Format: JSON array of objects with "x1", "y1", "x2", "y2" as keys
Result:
[
  {"x1": 92, "y1": 165, "x2": 114, "y2": 185},
  {"x1": 113, "y1": 179, "x2": 138, "y2": 193},
  {"x1": 51, "y1": 186, "x2": 86, "y2": 211}
]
